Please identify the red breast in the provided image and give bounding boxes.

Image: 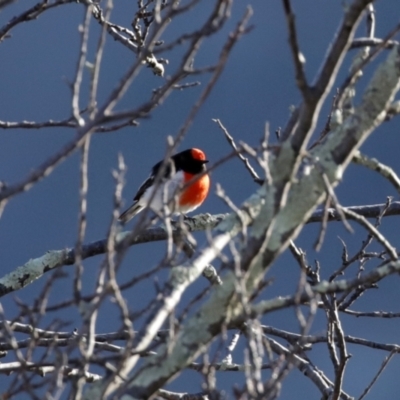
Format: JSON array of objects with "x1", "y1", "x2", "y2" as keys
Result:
[{"x1": 179, "y1": 172, "x2": 210, "y2": 208}]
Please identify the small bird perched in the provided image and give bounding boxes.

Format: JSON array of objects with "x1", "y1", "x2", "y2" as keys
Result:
[{"x1": 119, "y1": 148, "x2": 210, "y2": 223}]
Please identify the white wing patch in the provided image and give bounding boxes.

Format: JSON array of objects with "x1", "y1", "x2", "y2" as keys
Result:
[{"x1": 137, "y1": 171, "x2": 184, "y2": 214}]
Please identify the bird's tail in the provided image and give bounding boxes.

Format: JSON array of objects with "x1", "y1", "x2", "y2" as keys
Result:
[{"x1": 118, "y1": 202, "x2": 144, "y2": 224}]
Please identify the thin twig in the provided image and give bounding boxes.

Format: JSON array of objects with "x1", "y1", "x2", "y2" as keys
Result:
[
  {"x1": 353, "y1": 151, "x2": 400, "y2": 195},
  {"x1": 341, "y1": 207, "x2": 398, "y2": 261},
  {"x1": 314, "y1": 194, "x2": 332, "y2": 251},
  {"x1": 71, "y1": 5, "x2": 92, "y2": 126},
  {"x1": 358, "y1": 350, "x2": 396, "y2": 400},
  {"x1": 213, "y1": 118, "x2": 263, "y2": 185},
  {"x1": 281, "y1": 0, "x2": 310, "y2": 99},
  {"x1": 350, "y1": 37, "x2": 399, "y2": 49}
]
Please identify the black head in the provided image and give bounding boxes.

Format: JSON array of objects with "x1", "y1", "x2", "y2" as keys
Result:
[{"x1": 172, "y1": 148, "x2": 209, "y2": 174}]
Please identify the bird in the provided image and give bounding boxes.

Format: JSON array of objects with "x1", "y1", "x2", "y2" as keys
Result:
[{"x1": 118, "y1": 148, "x2": 210, "y2": 223}]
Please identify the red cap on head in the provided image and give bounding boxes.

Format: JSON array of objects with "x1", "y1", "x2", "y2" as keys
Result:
[{"x1": 191, "y1": 148, "x2": 207, "y2": 161}]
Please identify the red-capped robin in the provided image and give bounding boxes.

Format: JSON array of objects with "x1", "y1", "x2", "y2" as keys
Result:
[{"x1": 119, "y1": 148, "x2": 210, "y2": 223}]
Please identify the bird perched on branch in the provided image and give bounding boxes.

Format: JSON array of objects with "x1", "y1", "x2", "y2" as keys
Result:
[{"x1": 119, "y1": 148, "x2": 210, "y2": 223}]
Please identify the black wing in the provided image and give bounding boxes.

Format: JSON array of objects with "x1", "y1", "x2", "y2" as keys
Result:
[
  {"x1": 132, "y1": 159, "x2": 175, "y2": 201},
  {"x1": 133, "y1": 174, "x2": 154, "y2": 202}
]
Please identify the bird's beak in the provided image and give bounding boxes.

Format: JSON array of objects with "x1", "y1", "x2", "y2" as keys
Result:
[{"x1": 202, "y1": 160, "x2": 209, "y2": 164}]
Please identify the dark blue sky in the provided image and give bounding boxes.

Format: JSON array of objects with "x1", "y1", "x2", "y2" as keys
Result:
[{"x1": 1, "y1": 1, "x2": 400, "y2": 398}]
